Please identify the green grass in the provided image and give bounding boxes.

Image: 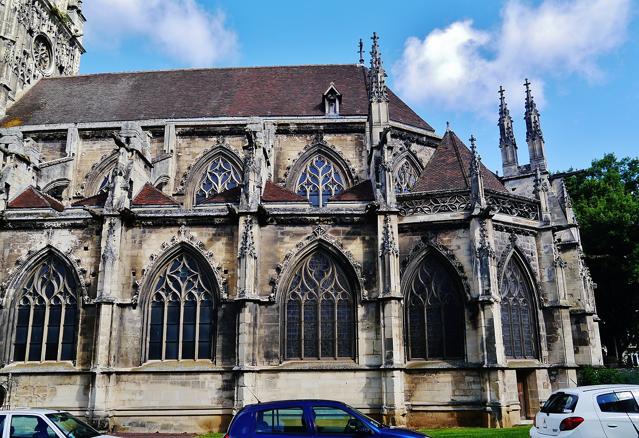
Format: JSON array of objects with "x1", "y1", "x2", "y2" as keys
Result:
[{"x1": 199, "y1": 426, "x2": 531, "y2": 437}]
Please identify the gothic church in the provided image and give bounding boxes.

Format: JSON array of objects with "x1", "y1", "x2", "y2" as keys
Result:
[{"x1": 0, "y1": 0, "x2": 602, "y2": 432}]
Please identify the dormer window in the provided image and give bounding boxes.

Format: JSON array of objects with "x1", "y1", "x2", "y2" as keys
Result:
[{"x1": 323, "y1": 82, "x2": 341, "y2": 117}]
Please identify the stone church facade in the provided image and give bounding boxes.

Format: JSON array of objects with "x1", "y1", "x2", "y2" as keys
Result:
[{"x1": 0, "y1": 1, "x2": 603, "y2": 433}]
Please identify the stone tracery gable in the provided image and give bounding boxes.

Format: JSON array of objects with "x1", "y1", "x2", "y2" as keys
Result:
[
  {"x1": 401, "y1": 234, "x2": 471, "y2": 301},
  {"x1": 132, "y1": 225, "x2": 228, "y2": 307},
  {"x1": 78, "y1": 149, "x2": 118, "y2": 197},
  {"x1": 282, "y1": 133, "x2": 359, "y2": 188},
  {"x1": 0, "y1": 231, "x2": 89, "y2": 309},
  {"x1": 175, "y1": 137, "x2": 243, "y2": 203},
  {"x1": 390, "y1": 140, "x2": 424, "y2": 193},
  {"x1": 494, "y1": 225, "x2": 540, "y2": 280},
  {"x1": 494, "y1": 228, "x2": 543, "y2": 304},
  {"x1": 269, "y1": 225, "x2": 368, "y2": 302}
]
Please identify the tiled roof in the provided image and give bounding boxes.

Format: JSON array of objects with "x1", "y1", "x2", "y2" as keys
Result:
[
  {"x1": 132, "y1": 183, "x2": 178, "y2": 206},
  {"x1": 261, "y1": 181, "x2": 307, "y2": 202},
  {"x1": 2, "y1": 65, "x2": 433, "y2": 131},
  {"x1": 201, "y1": 186, "x2": 242, "y2": 204},
  {"x1": 413, "y1": 130, "x2": 507, "y2": 193},
  {"x1": 71, "y1": 191, "x2": 108, "y2": 207},
  {"x1": 8, "y1": 186, "x2": 64, "y2": 211},
  {"x1": 330, "y1": 180, "x2": 375, "y2": 201}
]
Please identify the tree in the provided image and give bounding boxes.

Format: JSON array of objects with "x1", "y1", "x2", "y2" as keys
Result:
[{"x1": 565, "y1": 154, "x2": 639, "y2": 364}]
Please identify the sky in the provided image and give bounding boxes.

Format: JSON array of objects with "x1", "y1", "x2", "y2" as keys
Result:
[{"x1": 79, "y1": 0, "x2": 638, "y2": 173}]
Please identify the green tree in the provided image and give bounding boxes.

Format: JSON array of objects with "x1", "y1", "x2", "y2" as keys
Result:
[{"x1": 565, "y1": 154, "x2": 639, "y2": 363}]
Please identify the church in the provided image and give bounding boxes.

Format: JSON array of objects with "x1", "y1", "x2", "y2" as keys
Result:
[{"x1": 0, "y1": 0, "x2": 603, "y2": 433}]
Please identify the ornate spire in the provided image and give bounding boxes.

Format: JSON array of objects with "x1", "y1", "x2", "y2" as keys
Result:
[
  {"x1": 368, "y1": 32, "x2": 389, "y2": 102},
  {"x1": 498, "y1": 86, "x2": 519, "y2": 177},
  {"x1": 524, "y1": 79, "x2": 547, "y2": 171},
  {"x1": 469, "y1": 135, "x2": 486, "y2": 210}
]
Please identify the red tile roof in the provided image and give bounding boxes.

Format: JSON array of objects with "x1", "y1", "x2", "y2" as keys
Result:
[
  {"x1": 71, "y1": 191, "x2": 109, "y2": 207},
  {"x1": 330, "y1": 180, "x2": 375, "y2": 201},
  {"x1": 132, "y1": 183, "x2": 178, "y2": 206},
  {"x1": 412, "y1": 130, "x2": 507, "y2": 193},
  {"x1": 201, "y1": 186, "x2": 242, "y2": 204},
  {"x1": 2, "y1": 65, "x2": 432, "y2": 131},
  {"x1": 8, "y1": 186, "x2": 64, "y2": 211},
  {"x1": 261, "y1": 181, "x2": 307, "y2": 202}
]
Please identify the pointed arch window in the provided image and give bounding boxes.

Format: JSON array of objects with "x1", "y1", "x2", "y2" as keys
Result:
[
  {"x1": 501, "y1": 256, "x2": 538, "y2": 359},
  {"x1": 147, "y1": 252, "x2": 216, "y2": 361},
  {"x1": 13, "y1": 254, "x2": 79, "y2": 363},
  {"x1": 295, "y1": 155, "x2": 346, "y2": 207},
  {"x1": 284, "y1": 251, "x2": 355, "y2": 360},
  {"x1": 394, "y1": 159, "x2": 420, "y2": 193},
  {"x1": 405, "y1": 253, "x2": 465, "y2": 360},
  {"x1": 195, "y1": 156, "x2": 242, "y2": 204}
]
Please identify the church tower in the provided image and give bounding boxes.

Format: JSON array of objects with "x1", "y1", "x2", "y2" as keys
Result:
[{"x1": 0, "y1": 0, "x2": 85, "y2": 116}]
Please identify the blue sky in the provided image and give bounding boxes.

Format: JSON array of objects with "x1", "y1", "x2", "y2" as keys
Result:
[{"x1": 80, "y1": 0, "x2": 637, "y2": 173}]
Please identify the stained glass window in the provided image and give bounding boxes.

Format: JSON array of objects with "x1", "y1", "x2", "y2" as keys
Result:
[
  {"x1": 195, "y1": 156, "x2": 242, "y2": 204},
  {"x1": 97, "y1": 170, "x2": 113, "y2": 193},
  {"x1": 406, "y1": 253, "x2": 465, "y2": 360},
  {"x1": 285, "y1": 252, "x2": 354, "y2": 360},
  {"x1": 13, "y1": 255, "x2": 78, "y2": 362},
  {"x1": 295, "y1": 155, "x2": 346, "y2": 207},
  {"x1": 147, "y1": 252, "x2": 215, "y2": 361},
  {"x1": 394, "y1": 159, "x2": 419, "y2": 193},
  {"x1": 501, "y1": 257, "x2": 537, "y2": 359}
]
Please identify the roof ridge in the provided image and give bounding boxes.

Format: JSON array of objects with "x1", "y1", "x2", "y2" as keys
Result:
[
  {"x1": 54, "y1": 64, "x2": 363, "y2": 80},
  {"x1": 449, "y1": 131, "x2": 470, "y2": 188}
]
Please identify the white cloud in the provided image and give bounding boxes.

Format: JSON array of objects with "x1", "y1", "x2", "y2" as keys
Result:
[
  {"x1": 393, "y1": 0, "x2": 631, "y2": 115},
  {"x1": 84, "y1": 0, "x2": 238, "y2": 67}
]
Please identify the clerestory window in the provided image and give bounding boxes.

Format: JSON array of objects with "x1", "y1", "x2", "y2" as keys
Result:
[
  {"x1": 295, "y1": 155, "x2": 346, "y2": 207},
  {"x1": 405, "y1": 253, "x2": 465, "y2": 360},
  {"x1": 394, "y1": 159, "x2": 420, "y2": 193},
  {"x1": 195, "y1": 156, "x2": 242, "y2": 205},
  {"x1": 147, "y1": 252, "x2": 215, "y2": 361},
  {"x1": 284, "y1": 251, "x2": 355, "y2": 360},
  {"x1": 13, "y1": 254, "x2": 79, "y2": 362}
]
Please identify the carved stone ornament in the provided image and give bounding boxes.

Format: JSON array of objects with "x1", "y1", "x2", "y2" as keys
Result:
[
  {"x1": 379, "y1": 215, "x2": 399, "y2": 257},
  {"x1": 133, "y1": 225, "x2": 228, "y2": 306},
  {"x1": 398, "y1": 192, "x2": 471, "y2": 216},
  {"x1": 475, "y1": 220, "x2": 496, "y2": 260},
  {"x1": 401, "y1": 234, "x2": 471, "y2": 300},
  {"x1": 239, "y1": 217, "x2": 257, "y2": 259},
  {"x1": 496, "y1": 239, "x2": 541, "y2": 295},
  {"x1": 269, "y1": 225, "x2": 368, "y2": 301},
  {"x1": 0, "y1": 237, "x2": 90, "y2": 309},
  {"x1": 485, "y1": 192, "x2": 540, "y2": 221}
]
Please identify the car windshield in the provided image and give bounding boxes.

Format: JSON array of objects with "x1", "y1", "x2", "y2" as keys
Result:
[
  {"x1": 46, "y1": 413, "x2": 101, "y2": 438},
  {"x1": 345, "y1": 405, "x2": 387, "y2": 429},
  {"x1": 541, "y1": 393, "x2": 579, "y2": 414}
]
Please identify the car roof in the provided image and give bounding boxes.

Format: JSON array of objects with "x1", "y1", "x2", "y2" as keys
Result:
[
  {"x1": 554, "y1": 385, "x2": 639, "y2": 395},
  {"x1": 243, "y1": 399, "x2": 349, "y2": 411},
  {"x1": 0, "y1": 408, "x2": 64, "y2": 415}
]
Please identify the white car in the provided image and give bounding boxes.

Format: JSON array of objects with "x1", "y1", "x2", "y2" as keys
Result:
[
  {"x1": 530, "y1": 384, "x2": 639, "y2": 437},
  {"x1": 0, "y1": 409, "x2": 118, "y2": 438}
]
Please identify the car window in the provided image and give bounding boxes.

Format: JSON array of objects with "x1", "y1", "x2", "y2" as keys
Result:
[
  {"x1": 46, "y1": 413, "x2": 100, "y2": 438},
  {"x1": 10, "y1": 416, "x2": 57, "y2": 438},
  {"x1": 312, "y1": 407, "x2": 367, "y2": 435},
  {"x1": 597, "y1": 392, "x2": 639, "y2": 413},
  {"x1": 0, "y1": 415, "x2": 6, "y2": 436},
  {"x1": 541, "y1": 393, "x2": 579, "y2": 413},
  {"x1": 255, "y1": 408, "x2": 307, "y2": 434}
]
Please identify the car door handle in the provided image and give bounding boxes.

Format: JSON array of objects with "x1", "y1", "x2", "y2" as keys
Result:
[{"x1": 607, "y1": 424, "x2": 619, "y2": 428}]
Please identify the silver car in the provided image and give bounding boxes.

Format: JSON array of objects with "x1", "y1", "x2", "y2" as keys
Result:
[
  {"x1": 0, "y1": 409, "x2": 118, "y2": 438},
  {"x1": 530, "y1": 384, "x2": 639, "y2": 437}
]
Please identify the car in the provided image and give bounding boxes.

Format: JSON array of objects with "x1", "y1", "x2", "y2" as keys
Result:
[
  {"x1": 530, "y1": 384, "x2": 639, "y2": 437},
  {"x1": 224, "y1": 399, "x2": 430, "y2": 437},
  {"x1": 0, "y1": 409, "x2": 118, "y2": 438}
]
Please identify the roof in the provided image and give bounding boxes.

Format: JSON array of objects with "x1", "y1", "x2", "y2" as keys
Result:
[
  {"x1": 201, "y1": 186, "x2": 242, "y2": 204},
  {"x1": 71, "y1": 191, "x2": 108, "y2": 208},
  {"x1": 412, "y1": 130, "x2": 507, "y2": 193},
  {"x1": 132, "y1": 183, "x2": 178, "y2": 206},
  {"x1": 261, "y1": 181, "x2": 307, "y2": 203},
  {"x1": 7, "y1": 186, "x2": 64, "y2": 211},
  {"x1": 330, "y1": 180, "x2": 375, "y2": 202},
  {"x1": 2, "y1": 65, "x2": 433, "y2": 131}
]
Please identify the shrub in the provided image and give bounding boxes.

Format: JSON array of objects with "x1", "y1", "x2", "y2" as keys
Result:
[{"x1": 578, "y1": 366, "x2": 639, "y2": 385}]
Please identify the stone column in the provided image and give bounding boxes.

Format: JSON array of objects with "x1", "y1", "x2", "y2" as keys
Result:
[{"x1": 0, "y1": 128, "x2": 39, "y2": 209}]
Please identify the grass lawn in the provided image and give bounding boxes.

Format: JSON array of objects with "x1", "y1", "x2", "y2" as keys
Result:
[{"x1": 199, "y1": 426, "x2": 531, "y2": 437}]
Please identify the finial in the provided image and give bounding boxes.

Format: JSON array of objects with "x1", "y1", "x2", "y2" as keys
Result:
[
  {"x1": 358, "y1": 39, "x2": 365, "y2": 65},
  {"x1": 469, "y1": 135, "x2": 477, "y2": 153},
  {"x1": 368, "y1": 32, "x2": 389, "y2": 102},
  {"x1": 446, "y1": 121, "x2": 450, "y2": 132}
]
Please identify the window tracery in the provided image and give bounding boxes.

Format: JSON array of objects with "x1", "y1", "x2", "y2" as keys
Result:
[
  {"x1": 295, "y1": 155, "x2": 346, "y2": 207},
  {"x1": 147, "y1": 252, "x2": 215, "y2": 361},
  {"x1": 394, "y1": 159, "x2": 420, "y2": 193},
  {"x1": 284, "y1": 251, "x2": 354, "y2": 360},
  {"x1": 501, "y1": 256, "x2": 537, "y2": 359},
  {"x1": 13, "y1": 254, "x2": 78, "y2": 363},
  {"x1": 405, "y1": 253, "x2": 465, "y2": 360},
  {"x1": 195, "y1": 156, "x2": 242, "y2": 204}
]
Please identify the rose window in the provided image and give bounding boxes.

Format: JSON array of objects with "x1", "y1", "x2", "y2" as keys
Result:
[{"x1": 33, "y1": 35, "x2": 53, "y2": 74}]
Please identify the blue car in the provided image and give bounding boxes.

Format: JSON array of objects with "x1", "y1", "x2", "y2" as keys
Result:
[{"x1": 224, "y1": 399, "x2": 429, "y2": 438}]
